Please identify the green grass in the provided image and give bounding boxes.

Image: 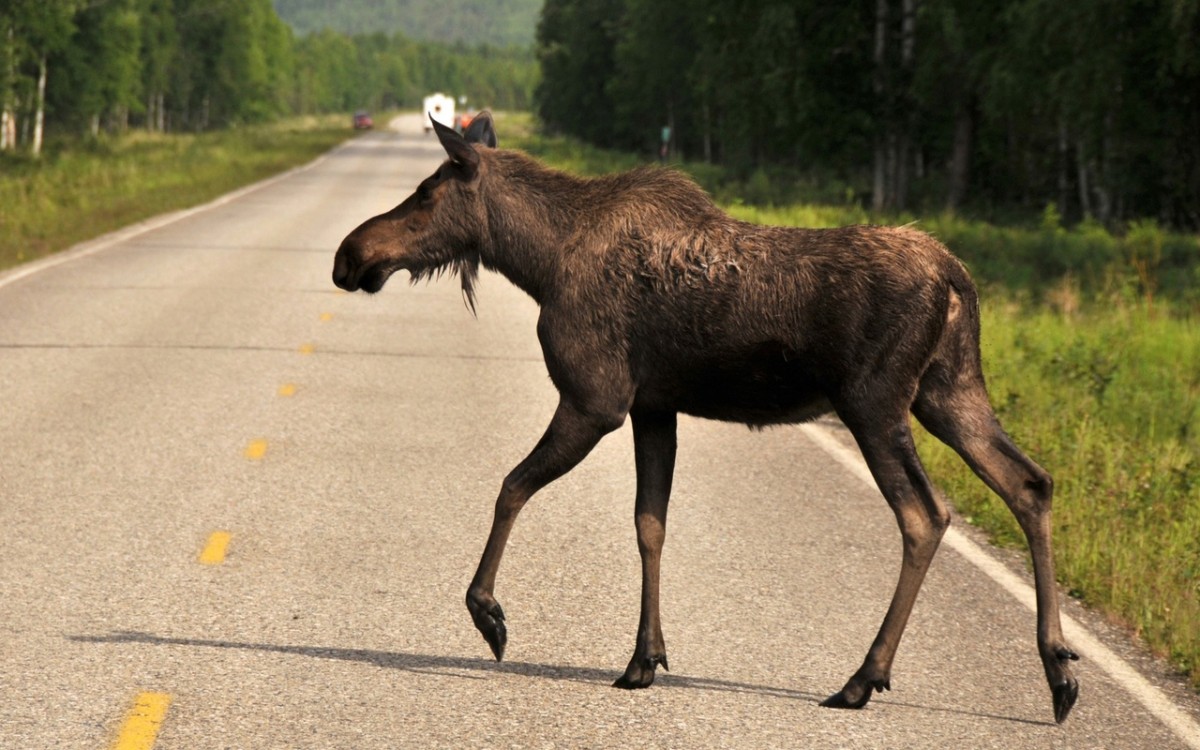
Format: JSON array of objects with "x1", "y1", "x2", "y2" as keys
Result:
[
  {"x1": 504, "y1": 118, "x2": 1200, "y2": 688},
  {"x1": 0, "y1": 114, "x2": 357, "y2": 271}
]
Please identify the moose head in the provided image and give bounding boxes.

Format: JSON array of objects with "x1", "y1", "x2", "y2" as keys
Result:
[{"x1": 332, "y1": 112, "x2": 499, "y2": 307}]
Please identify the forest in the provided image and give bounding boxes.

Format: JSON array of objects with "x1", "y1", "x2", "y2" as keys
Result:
[
  {"x1": 271, "y1": 0, "x2": 543, "y2": 48},
  {"x1": 536, "y1": 0, "x2": 1200, "y2": 229},
  {"x1": 0, "y1": 0, "x2": 538, "y2": 154}
]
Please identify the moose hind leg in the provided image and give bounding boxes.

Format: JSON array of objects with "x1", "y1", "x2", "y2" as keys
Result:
[
  {"x1": 913, "y1": 382, "x2": 1079, "y2": 723},
  {"x1": 822, "y1": 410, "x2": 951, "y2": 710},
  {"x1": 614, "y1": 409, "x2": 678, "y2": 689},
  {"x1": 466, "y1": 400, "x2": 621, "y2": 661}
]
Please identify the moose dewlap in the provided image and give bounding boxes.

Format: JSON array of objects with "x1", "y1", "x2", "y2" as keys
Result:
[{"x1": 332, "y1": 111, "x2": 1080, "y2": 724}]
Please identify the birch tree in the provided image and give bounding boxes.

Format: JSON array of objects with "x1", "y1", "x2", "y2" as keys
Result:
[{"x1": 13, "y1": 0, "x2": 74, "y2": 155}]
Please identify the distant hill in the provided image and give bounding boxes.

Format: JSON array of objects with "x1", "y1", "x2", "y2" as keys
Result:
[{"x1": 271, "y1": 0, "x2": 542, "y2": 47}]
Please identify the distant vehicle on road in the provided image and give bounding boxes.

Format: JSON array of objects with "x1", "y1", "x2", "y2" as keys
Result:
[
  {"x1": 423, "y1": 93, "x2": 455, "y2": 133},
  {"x1": 353, "y1": 110, "x2": 373, "y2": 129}
]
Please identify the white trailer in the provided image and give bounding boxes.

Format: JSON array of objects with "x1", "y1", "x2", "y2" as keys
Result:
[{"x1": 422, "y1": 93, "x2": 456, "y2": 133}]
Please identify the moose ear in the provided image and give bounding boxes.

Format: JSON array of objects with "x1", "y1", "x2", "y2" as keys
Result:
[
  {"x1": 431, "y1": 114, "x2": 479, "y2": 175},
  {"x1": 462, "y1": 111, "x2": 497, "y2": 148}
]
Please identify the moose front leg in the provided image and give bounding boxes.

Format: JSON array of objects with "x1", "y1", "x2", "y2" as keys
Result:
[
  {"x1": 822, "y1": 414, "x2": 950, "y2": 710},
  {"x1": 466, "y1": 399, "x2": 623, "y2": 661},
  {"x1": 614, "y1": 409, "x2": 678, "y2": 689}
]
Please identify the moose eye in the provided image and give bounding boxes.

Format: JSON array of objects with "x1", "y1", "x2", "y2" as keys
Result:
[{"x1": 415, "y1": 168, "x2": 447, "y2": 206}]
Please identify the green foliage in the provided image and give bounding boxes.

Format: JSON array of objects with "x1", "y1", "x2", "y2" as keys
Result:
[
  {"x1": 1, "y1": 0, "x2": 536, "y2": 149},
  {"x1": 533, "y1": 0, "x2": 1200, "y2": 230},
  {"x1": 506, "y1": 116, "x2": 644, "y2": 176},
  {"x1": 271, "y1": 0, "x2": 543, "y2": 48},
  {"x1": 212, "y1": 0, "x2": 294, "y2": 124},
  {"x1": 923, "y1": 213, "x2": 1200, "y2": 309},
  {"x1": 0, "y1": 115, "x2": 350, "y2": 269},
  {"x1": 535, "y1": 0, "x2": 622, "y2": 146},
  {"x1": 67, "y1": 0, "x2": 144, "y2": 129}
]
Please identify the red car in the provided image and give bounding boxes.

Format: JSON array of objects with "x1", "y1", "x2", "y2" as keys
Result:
[{"x1": 353, "y1": 111, "x2": 373, "y2": 129}]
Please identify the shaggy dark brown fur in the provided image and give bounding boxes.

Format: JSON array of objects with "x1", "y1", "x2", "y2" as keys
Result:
[{"x1": 333, "y1": 112, "x2": 1080, "y2": 723}]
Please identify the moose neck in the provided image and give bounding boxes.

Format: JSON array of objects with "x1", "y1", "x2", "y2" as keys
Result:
[{"x1": 478, "y1": 152, "x2": 593, "y2": 305}]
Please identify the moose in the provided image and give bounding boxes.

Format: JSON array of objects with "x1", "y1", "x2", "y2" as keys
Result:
[{"x1": 332, "y1": 111, "x2": 1080, "y2": 723}]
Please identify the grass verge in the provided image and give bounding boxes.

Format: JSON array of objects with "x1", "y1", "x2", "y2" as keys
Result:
[{"x1": 0, "y1": 114, "x2": 357, "y2": 272}]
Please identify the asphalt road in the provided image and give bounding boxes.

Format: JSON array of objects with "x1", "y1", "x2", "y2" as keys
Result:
[{"x1": 2, "y1": 114, "x2": 1198, "y2": 749}]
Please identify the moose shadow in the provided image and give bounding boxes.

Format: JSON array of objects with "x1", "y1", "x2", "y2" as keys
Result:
[{"x1": 68, "y1": 631, "x2": 1052, "y2": 728}]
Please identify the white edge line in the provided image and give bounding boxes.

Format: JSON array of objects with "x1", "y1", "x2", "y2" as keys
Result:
[
  {"x1": 799, "y1": 422, "x2": 1200, "y2": 748},
  {"x1": 0, "y1": 141, "x2": 352, "y2": 292}
]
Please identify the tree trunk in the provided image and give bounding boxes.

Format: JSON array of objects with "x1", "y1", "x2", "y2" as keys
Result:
[
  {"x1": 32, "y1": 54, "x2": 47, "y2": 157},
  {"x1": 1, "y1": 23, "x2": 14, "y2": 152},
  {"x1": 666, "y1": 99, "x2": 675, "y2": 161},
  {"x1": 893, "y1": 133, "x2": 910, "y2": 210},
  {"x1": 1057, "y1": 120, "x2": 1070, "y2": 217},
  {"x1": 946, "y1": 101, "x2": 973, "y2": 211},
  {"x1": 873, "y1": 0, "x2": 918, "y2": 213},
  {"x1": 20, "y1": 91, "x2": 30, "y2": 145},
  {"x1": 1076, "y1": 138, "x2": 1093, "y2": 219},
  {"x1": 1096, "y1": 108, "x2": 1114, "y2": 224},
  {"x1": 892, "y1": 0, "x2": 916, "y2": 210},
  {"x1": 874, "y1": 133, "x2": 888, "y2": 212},
  {"x1": 871, "y1": 0, "x2": 888, "y2": 213}
]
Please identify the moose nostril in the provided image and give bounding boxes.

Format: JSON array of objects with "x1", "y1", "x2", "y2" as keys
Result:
[{"x1": 332, "y1": 246, "x2": 356, "y2": 290}]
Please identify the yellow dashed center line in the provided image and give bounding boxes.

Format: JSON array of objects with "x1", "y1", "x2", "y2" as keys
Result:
[
  {"x1": 107, "y1": 298, "x2": 316, "y2": 744},
  {"x1": 111, "y1": 692, "x2": 171, "y2": 750},
  {"x1": 244, "y1": 439, "x2": 268, "y2": 460},
  {"x1": 319, "y1": 312, "x2": 333, "y2": 322},
  {"x1": 198, "y1": 531, "x2": 232, "y2": 565}
]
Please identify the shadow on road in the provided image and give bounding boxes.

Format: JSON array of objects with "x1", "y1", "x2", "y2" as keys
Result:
[{"x1": 67, "y1": 630, "x2": 1053, "y2": 728}]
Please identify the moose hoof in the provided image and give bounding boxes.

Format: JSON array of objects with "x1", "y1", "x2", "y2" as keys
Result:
[
  {"x1": 1052, "y1": 678, "x2": 1079, "y2": 724},
  {"x1": 466, "y1": 593, "x2": 507, "y2": 662},
  {"x1": 1048, "y1": 645, "x2": 1080, "y2": 723},
  {"x1": 613, "y1": 654, "x2": 669, "y2": 690},
  {"x1": 1056, "y1": 646, "x2": 1081, "y2": 662},
  {"x1": 820, "y1": 677, "x2": 890, "y2": 710}
]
